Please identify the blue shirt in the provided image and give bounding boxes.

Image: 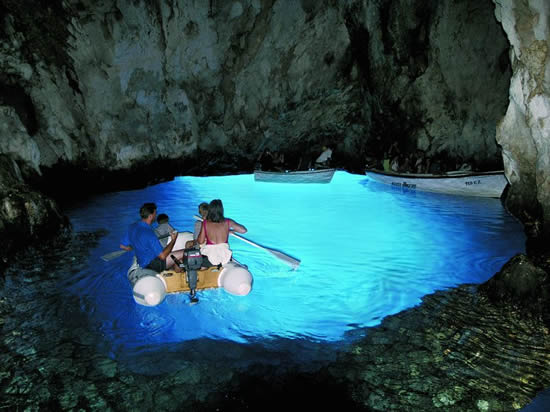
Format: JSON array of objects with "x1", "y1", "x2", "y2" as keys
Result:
[{"x1": 121, "y1": 221, "x2": 163, "y2": 267}]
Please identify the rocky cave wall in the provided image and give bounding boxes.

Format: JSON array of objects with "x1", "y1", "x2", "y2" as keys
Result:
[
  {"x1": 493, "y1": 0, "x2": 550, "y2": 248},
  {"x1": 1, "y1": 0, "x2": 547, "y2": 265},
  {"x1": 1, "y1": 0, "x2": 510, "y2": 175},
  {"x1": 350, "y1": 0, "x2": 511, "y2": 169}
]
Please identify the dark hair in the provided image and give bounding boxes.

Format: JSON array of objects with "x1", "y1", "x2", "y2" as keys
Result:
[
  {"x1": 198, "y1": 202, "x2": 209, "y2": 215},
  {"x1": 157, "y1": 213, "x2": 169, "y2": 224},
  {"x1": 207, "y1": 199, "x2": 224, "y2": 223},
  {"x1": 140, "y1": 202, "x2": 157, "y2": 219}
]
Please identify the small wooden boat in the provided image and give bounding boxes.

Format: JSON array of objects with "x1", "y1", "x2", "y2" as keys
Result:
[
  {"x1": 365, "y1": 169, "x2": 508, "y2": 198},
  {"x1": 254, "y1": 168, "x2": 336, "y2": 183}
]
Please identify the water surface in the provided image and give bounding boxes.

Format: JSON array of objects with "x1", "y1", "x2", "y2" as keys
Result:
[{"x1": 56, "y1": 171, "x2": 525, "y2": 371}]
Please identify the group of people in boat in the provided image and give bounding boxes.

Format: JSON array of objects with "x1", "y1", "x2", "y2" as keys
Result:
[
  {"x1": 365, "y1": 142, "x2": 473, "y2": 175},
  {"x1": 119, "y1": 199, "x2": 247, "y2": 275},
  {"x1": 256, "y1": 145, "x2": 333, "y2": 172}
]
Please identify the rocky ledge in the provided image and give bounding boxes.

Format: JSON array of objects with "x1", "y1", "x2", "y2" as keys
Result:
[{"x1": 0, "y1": 154, "x2": 69, "y2": 267}]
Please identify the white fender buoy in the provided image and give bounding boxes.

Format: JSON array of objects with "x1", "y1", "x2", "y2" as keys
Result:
[
  {"x1": 132, "y1": 275, "x2": 167, "y2": 306},
  {"x1": 218, "y1": 261, "x2": 253, "y2": 296}
]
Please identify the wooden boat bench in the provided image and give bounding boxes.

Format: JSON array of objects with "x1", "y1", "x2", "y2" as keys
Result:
[{"x1": 159, "y1": 266, "x2": 223, "y2": 293}]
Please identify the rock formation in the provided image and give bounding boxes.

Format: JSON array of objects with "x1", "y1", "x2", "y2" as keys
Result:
[
  {"x1": 477, "y1": 0, "x2": 550, "y2": 320},
  {"x1": 492, "y1": 0, "x2": 550, "y2": 251}
]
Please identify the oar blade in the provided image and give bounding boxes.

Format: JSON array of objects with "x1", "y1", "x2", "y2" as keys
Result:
[
  {"x1": 101, "y1": 249, "x2": 128, "y2": 262},
  {"x1": 268, "y1": 249, "x2": 301, "y2": 270}
]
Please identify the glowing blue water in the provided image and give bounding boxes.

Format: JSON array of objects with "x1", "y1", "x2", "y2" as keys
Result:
[{"x1": 65, "y1": 171, "x2": 524, "y2": 364}]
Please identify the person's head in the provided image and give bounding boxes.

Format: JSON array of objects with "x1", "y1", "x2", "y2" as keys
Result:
[
  {"x1": 207, "y1": 199, "x2": 224, "y2": 223},
  {"x1": 198, "y1": 202, "x2": 209, "y2": 218},
  {"x1": 157, "y1": 213, "x2": 169, "y2": 224},
  {"x1": 140, "y1": 202, "x2": 157, "y2": 220}
]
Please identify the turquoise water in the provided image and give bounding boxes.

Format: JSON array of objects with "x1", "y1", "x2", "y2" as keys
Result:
[{"x1": 65, "y1": 171, "x2": 524, "y2": 366}]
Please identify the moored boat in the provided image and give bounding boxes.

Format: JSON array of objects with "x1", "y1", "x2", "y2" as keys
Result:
[
  {"x1": 366, "y1": 169, "x2": 508, "y2": 198},
  {"x1": 254, "y1": 168, "x2": 336, "y2": 183},
  {"x1": 128, "y1": 231, "x2": 253, "y2": 306}
]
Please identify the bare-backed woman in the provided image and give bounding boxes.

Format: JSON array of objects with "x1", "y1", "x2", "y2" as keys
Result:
[{"x1": 197, "y1": 199, "x2": 247, "y2": 266}]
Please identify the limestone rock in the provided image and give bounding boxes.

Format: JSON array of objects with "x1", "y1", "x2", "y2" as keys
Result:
[
  {"x1": 353, "y1": 0, "x2": 510, "y2": 168},
  {"x1": 0, "y1": 0, "x2": 510, "y2": 180},
  {"x1": 479, "y1": 254, "x2": 550, "y2": 323},
  {"x1": 0, "y1": 153, "x2": 69, "y2": 267},
  {"x1": 493, "y1": 0, "x2": 550, "y2": 245}
]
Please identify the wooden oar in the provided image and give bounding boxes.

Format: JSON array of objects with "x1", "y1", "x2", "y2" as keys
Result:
[
  {"x1": 193, "y1": 215, "x2": 300, "y2": 269},
  {"x1": 101, "y1": 249, "x2": 129, "y2": 262}
]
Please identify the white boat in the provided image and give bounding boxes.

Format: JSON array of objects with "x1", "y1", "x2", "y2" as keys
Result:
[
  {"x1": 366, "y1": 169, "x2": 508, "y2": 198},
  {"x1": 254, "y1": 168, "x2": 336, "y2": 183},
  {"x1": 128, "y1": 232, "x2": 253, "y2": 306}
]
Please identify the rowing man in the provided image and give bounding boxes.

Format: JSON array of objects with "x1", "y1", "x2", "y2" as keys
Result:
[{"x1": 120, "y1": 202, "x2": 185, "y2": 273}]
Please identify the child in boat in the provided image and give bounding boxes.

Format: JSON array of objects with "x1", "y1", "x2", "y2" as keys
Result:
[
  {"x1": 154, "y1": 213, "x2": 175, "y2": 247},
  {"x1": 186, "y1": 202, "x2": 209, "y2": 248}
]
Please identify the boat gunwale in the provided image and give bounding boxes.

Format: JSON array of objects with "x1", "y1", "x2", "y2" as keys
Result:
[
  {"x1": 253, "y1": 168, "x2": 336, "y2": 176},
  {"x1": 366, "y1": 168, "x2": 505, "y2": 180}
]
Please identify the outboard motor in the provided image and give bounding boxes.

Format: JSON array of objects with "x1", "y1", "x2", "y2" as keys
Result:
[{"x1": 172, "y1": 249, "x2": 203, "y2": 303}]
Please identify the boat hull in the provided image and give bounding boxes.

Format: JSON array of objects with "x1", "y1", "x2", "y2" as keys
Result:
[
  {"x1": 254, "y1": 168, "x2": 336, "y2": 183},
  {"x1": 366, "y1": 169, "x2": 508, "y2": 198}
]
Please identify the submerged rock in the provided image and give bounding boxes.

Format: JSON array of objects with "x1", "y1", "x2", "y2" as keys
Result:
[
  {"x1": 0, "y1": 233, "x2": 549, "y2": 410},
  {"x1": 331, "y1": 285, "x2": 550, "y2": 411},
  {"x1": 479, "y1": 254, "x2": 550, "y2": 324}
]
